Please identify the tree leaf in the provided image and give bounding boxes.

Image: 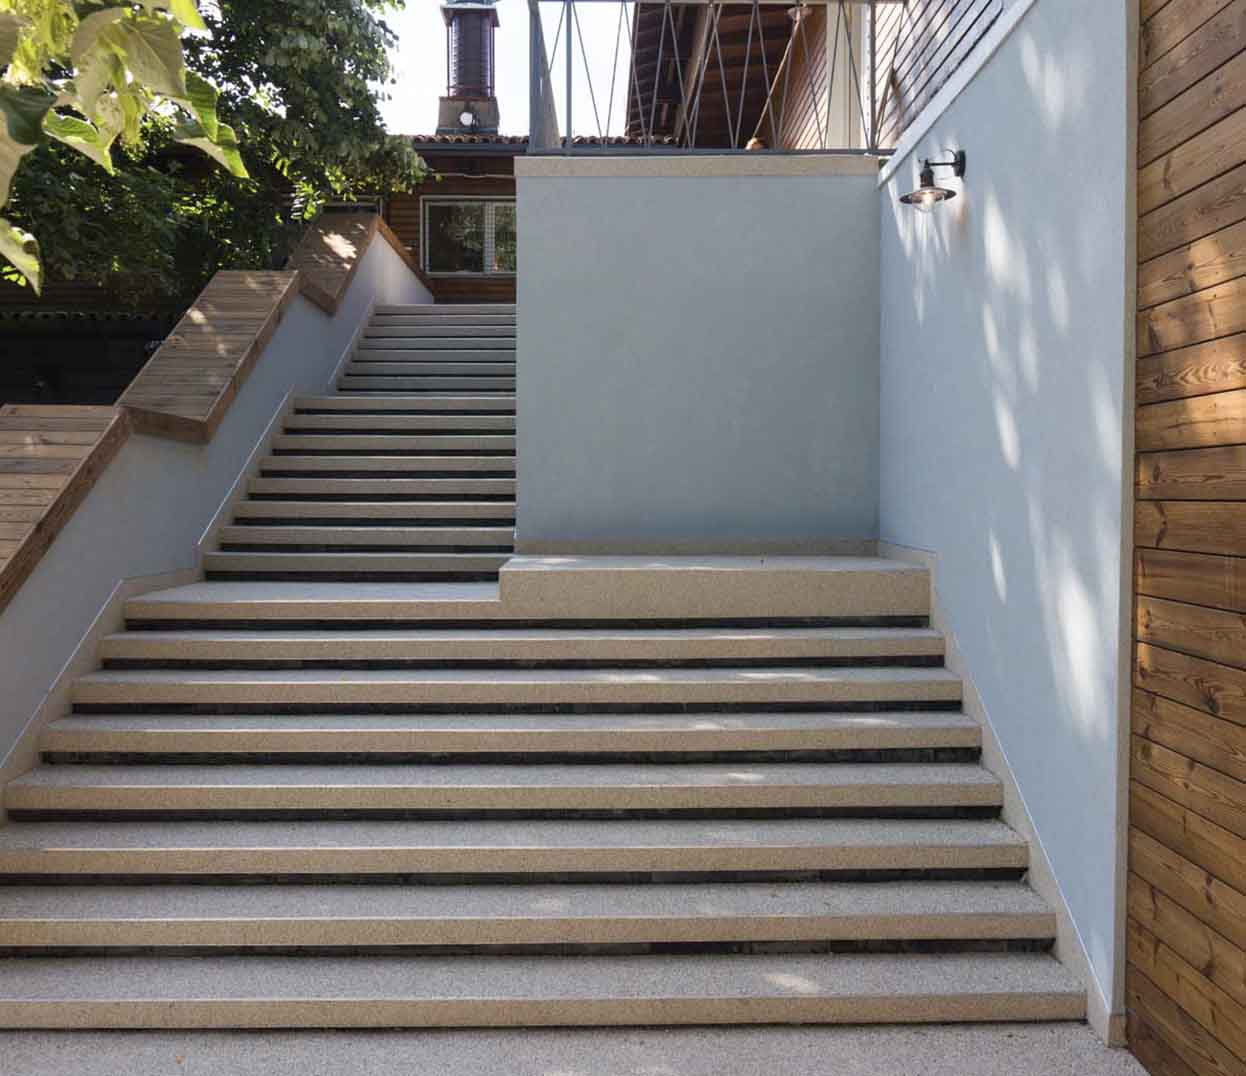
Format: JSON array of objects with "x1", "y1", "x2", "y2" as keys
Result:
[
  {"x1": 109, "y1": 15, "x2": 188, "y2": 100},
  {"x1": 0, "y1": 85, "x2": 54, "y2": 205},
  {"x1": 69, "y1": 7, "x2": 128, "y2": 69},
  {"x1": 176, "y1": 118, "x2": 248, "y2": 178},
  {"x1": 0, "y1": 215, "x2": 41, "y2": 295},
  {"x1": 181, "y1": 70, "x2": 218, "y2": 142},
  {"x1": 43, "y1": 110, "x2": 116, "y2": 174},
  {"x1": 0, "y1": 11, "x2": 28, "y2": 70}
]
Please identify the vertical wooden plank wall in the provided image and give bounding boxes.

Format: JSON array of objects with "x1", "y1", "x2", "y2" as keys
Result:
[{"x1": 1129, "y1": 1, "x2": 1246, "y2": 1074}]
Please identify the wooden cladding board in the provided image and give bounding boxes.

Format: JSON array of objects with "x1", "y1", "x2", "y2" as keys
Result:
[
  {"x1": 1130, "y1": 3, "x2": 1246, "y2": 1074},
  {"x1": 873, "y1": 0, "x2": 1003, "y2": 146},
  {"x1": 0, "y1": 405, "x2": 129, "y2": 616},
  {"x1": 116, "y1": 271, "x2": 302, "y2": 444}
]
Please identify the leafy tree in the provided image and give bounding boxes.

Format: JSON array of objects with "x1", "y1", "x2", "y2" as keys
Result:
[
  {"x1": 0, "y1": 0, "x2": 245, "y2": 293},
  {"x1": 1, "y1": 0, "x2": 423, "y2": 306}
]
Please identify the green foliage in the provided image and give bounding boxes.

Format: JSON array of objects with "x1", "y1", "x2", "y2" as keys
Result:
[
  {"x1": 0, "y1": 0, "x2": 246, "y2": 292},
  {"x1": 185, "y1": 0, "x2": 423, "y2": 208},
  {"x1": 1, "y1": 0, "x2": 424, "y2": 306}
]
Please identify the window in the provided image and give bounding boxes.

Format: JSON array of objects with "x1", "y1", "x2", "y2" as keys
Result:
[{"x1": 424, "y1": 199, "x2": 516, "y2": 275}]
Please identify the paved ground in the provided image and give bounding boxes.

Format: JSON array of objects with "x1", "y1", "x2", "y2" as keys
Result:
[{"x1": 2, "y1": 1023, "x2": 1146, "y2": 1075}]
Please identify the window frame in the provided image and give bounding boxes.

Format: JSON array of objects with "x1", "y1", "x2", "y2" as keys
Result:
[{"x1": 421, "y1": 196, "x2": 517, "y2": 278}]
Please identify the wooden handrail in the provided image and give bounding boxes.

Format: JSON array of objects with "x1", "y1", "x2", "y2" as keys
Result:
[
  {"x1": 0, "y1": 208, "x2": 428, "y2": 614},
  {"x1": 0, "y1": 405, "x2": 130, "y2": 616},
  {"x1": 117, "y1": 270, "x2": 303, "y2": 443},
  {"x1": 287, "y1": 212, "x2": 434, "y2": 314}
]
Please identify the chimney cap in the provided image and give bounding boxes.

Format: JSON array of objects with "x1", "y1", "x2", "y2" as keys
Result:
[{"x1": 442, "y1": 0, "x2": 499, "y2": 24}]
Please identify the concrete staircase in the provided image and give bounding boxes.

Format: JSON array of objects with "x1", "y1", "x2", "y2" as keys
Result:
[
  {"x1": 207, "y1": 303, "x2": 516, "y2": 582},
  {"x1": 0, "y1": 307, "x2": 1085, "y2": 1029}
]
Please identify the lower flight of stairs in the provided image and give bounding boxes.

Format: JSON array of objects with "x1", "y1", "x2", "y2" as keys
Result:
[{"x1": 0, "y1": 306, "x2": 1084, "y2": 1029}]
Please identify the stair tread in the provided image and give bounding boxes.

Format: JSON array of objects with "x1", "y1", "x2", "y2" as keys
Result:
[
  {"x1": 247, "y1": 479, "x2": 517, "y2": 496},
  {"x1": 234, "y1": 503, "x2": 517, "y2": 519},
  {"x1": 11, "y1": 761, "x2": 1000, "y2": 791},
  {"x1": 292, "y1": 395, "x2": 516, "y2": 410},
  {"x1": 76, "y1": 666, "x2": 960, "y2": 687},
  {"x1": 126, "y1": 580, "x2": 507, "y2": 620},
  {"x1": 0, "y1": 817, "x2": 1029, "y2": 875},
  {"x1": 217, "y1": 526, "x2": 515, "y2": 546},
  {"x1": 0, "y1": 815, "x2": 1027, "y2": 852},
  {"x1": 43, "y1": 711, "x2": 982, "y2": 752},
  {"x1": 0, "y1": 953, "x2": 1084, "y2": 1022},
  {"x1": 100, "y1": 626, "x2": 944, "y2": 661},
  {"x1": 0, "y1": 880, "x2": 1051, "y2": 926},
  {"x1": 202, "y1": 552, "x2": 512, "y2": 574},
  {"x1": 272, "y1": 435, "x2": 516, "y2": 448}
]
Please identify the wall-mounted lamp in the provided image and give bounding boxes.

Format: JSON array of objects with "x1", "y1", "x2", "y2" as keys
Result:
[{"x1": 900, "y1": 150, "x2": 967, "y2": 213}]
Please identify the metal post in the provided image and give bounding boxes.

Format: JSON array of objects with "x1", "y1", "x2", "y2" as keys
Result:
[
  {"x1": 868, "y1": 0, "x2": 877, "y2": 151},
  {"x1": 529, "y1": 1, "x2": 540, "y2": 152},
  {"x1": 565, "y1": 0, "x2": 574, "y2": 153}
]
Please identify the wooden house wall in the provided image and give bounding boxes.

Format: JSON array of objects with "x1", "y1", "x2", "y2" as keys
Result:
[
  {"x1": 386, "y1": 161, "x2": 516, "y2": 305},
  {"x1": 1128, "y1": 2, "x2": 1246, "y2": 1074}
]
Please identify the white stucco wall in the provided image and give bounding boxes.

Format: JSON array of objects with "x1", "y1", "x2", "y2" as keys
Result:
[
  {"x1": 877, "y1": 0, "x2": 1133, "y2": 1021},
  {"x1": 0, "y1": 235, "x2": 431, "y2": 774},
  {"x1": 515, "y1": 157, "x2": 881, "y2": 553}
]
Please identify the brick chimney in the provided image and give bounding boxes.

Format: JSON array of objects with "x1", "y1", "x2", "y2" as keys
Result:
[{"x1": 437, "y1": 0, "x2": 501, "y2": 135}]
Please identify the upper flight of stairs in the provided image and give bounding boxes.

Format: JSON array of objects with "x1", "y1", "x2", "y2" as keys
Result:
[
  {"x1": 206, "y1": 304, "x2": 517, "y2": 583},
  {"x1": 0, "y1": 304, "x2": 1084, "y2": 1030}
]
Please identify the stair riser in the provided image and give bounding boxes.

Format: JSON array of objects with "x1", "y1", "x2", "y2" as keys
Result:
[
  {"x1": 0, "y1": 914, "x2": 1057, "y2": 950},
  {"x1": 0, "y1": 992, "x2": 1085, "y2": 1030},
  {"x1": 357, "y1": 339, "x2": 515, "y2": 350},
  {"x1": 284, "y1": 418, "x2": 515, "y2": 431},
  {"x1": 234, "y1": 506, "x2": 515, "y2": 522},
  {"x1": 248, "y1": 480, "x2": 516, "y2": 497},
  {"x1": 258, "y1": 458, "x2": 515, "y2": 474}
]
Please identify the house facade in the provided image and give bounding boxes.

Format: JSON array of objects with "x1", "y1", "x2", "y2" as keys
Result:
[{"x1": 0, "y1": 3, "x2": 1239, "y2": 1075}]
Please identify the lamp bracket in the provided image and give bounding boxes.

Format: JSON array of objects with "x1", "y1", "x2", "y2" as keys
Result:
[{"x1": 923, "y1": 150, "x2": 967, "y2": 178}]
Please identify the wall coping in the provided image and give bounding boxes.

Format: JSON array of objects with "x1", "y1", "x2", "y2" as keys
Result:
[{"x1": 517, "y1": 154, "x2": 883, "y2": 179}]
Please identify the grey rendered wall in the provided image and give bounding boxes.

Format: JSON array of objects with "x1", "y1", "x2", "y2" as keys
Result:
[
  {"x1": 0, "y1": 237, "x2": 431, "y2": 773},
  {"x1": 878, "y1": 0, "x2": 1132, "y2": 1019},
  {"x1": 515, "y1": 160, "x2": 880, "y2": 552}
]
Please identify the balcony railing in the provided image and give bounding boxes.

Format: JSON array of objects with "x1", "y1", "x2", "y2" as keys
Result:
[{"x1": 528, "y1": 0, "x2": 905, "y2": 155}]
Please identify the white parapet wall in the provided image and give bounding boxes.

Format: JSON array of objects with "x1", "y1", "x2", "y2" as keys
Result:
[
  {"x1": 0, "y1": 234, "x2": 432, "y2": 784},
  {"x1": 876, "y1": 0, "x2": 1134, "y2": 1040},
  {"x1": 515, "y1": 154, "x2": 882, "y2": 554}
]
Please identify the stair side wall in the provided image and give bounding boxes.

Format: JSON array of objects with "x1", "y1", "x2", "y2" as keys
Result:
[
  {"x1": 876, "y1": 0, "x2": 1134, "y2": 1038},
  {"x1": 0, "y1": 238, "x2": 432, "y2": 797},
  {"x1": 514, "y1": 157, "x2": 881, "y2": 553}
]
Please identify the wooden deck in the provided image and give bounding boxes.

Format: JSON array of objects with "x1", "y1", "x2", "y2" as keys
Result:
[
  {"x1": 0, "y1": 405, "x2": 129, "y2": 615},
  {"x1": 1129, "y1": 2, "x2": 1246, "y2": 1074}
]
